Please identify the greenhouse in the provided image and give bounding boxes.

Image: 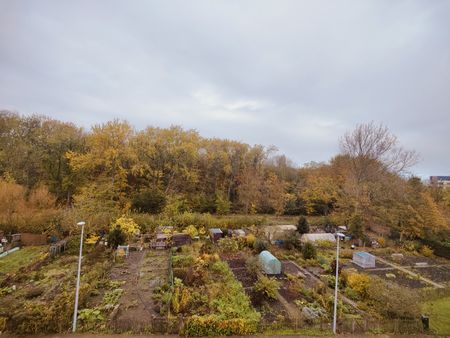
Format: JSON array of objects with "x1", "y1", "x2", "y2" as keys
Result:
[
  {"x1": 352, "y1": 251, "x2": 376, "y2": 268},
  {"x1": 258, "y1": 250, "x2": 282, "y2": 275}
]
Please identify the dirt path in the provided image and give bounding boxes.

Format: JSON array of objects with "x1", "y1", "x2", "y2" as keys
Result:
[
  {"x1": 109, "y1": 250, "x2": 169, "y2": 331},
  {"x1": 376, "y1": 257, "x2": 445, "y2": 289}
]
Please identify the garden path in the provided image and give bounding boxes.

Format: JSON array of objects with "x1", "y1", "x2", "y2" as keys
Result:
[
  {"x1": 109, "y1": 249, "x2": 170, "y2": 331},
  {"x1": 375, "y1": 257, "x2": 444, "y2": 289}
]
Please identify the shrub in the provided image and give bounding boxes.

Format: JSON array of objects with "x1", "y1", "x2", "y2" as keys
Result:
[
  {"x1": 420, "y1": 245, "x2": 433, "y2": 257},
  {"x1": 297, "y1": 216, "x2": 309, "y2": 234},
  {"x1": 253, "y1": 239, "x2": 268, "y2": 253},
  {"x1": 245, "y1": 234, "x2": 256, "y2": 247},
  {"x1": 347, "y1": 273, "x2": 371, "y2": 299},
  {"x1": 245, "y1": 256, "x2": 261, "y2": 278},
  {"x1": 78, "y1": 308, "x2": 104, "y2": 331},
  {"x1": 218, "y1": 237, "x2": 239, "y2": 253},
  {"x1": 377, "y1": 237, "x2": 387, "y2": 248},
  {"x1": 110, "y1": 215, "x2": 140, "y2": 239},
  {"x1": 283, "y1": 234, "x2": 301, "y2": 250},
  {"x1": 302, "y1": 242, "x2": 317, "y2": 260},
  {"x1": 107, "y1": 226, "x2": 126, "y2": 249},
  {"x1": 184, "y1": 224, "x2": 198, "y2": 238},
  {"x1": 172, "y1": 254, "x2": 194, "y2": 268},
  {"x1": 402, "y1": 240, "x2": 420, "y2": 252},
  {"x1": 253, "y1": 276, "x2": 280, "y2": 300}
]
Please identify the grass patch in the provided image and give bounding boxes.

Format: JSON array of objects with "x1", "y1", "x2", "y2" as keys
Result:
[
  {"x1": 264, "y1": 327, "x2": 333, "y2": 336},
  {"x1": 0, "y1": 246, "x2": 47, "y2": 279},
  {"x1": 421, "y1": 296, "x2": 450, "y2": 335}
]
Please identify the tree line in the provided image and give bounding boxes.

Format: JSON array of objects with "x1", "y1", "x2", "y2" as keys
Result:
[{"x1": 0, "y1": 111, "x2": 449, "y2": 243}]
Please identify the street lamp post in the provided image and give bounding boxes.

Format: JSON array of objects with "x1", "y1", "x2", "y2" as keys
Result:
[
  {"x1": 72, "y1": 221, "x2": 85, "y2": 332},
  {"x1": 333, "y1": 232, "x2": 345, "y2": 334}
]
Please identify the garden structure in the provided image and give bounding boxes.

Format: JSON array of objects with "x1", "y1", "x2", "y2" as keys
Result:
[
  {"x1": 264, "y1": 225, "x2": 297, "y2": 244},
  {"x1": 172, "y1": 233, "x2": 191, "y2": 247},
  {"x1": 258, "y1": 250, "x2": 282, "y2": 275},
  {"x1": 209, "y1": 228, "x2": 223, "y2": 242},
  {"x1": 300, "y1": 233, "x2": 336, "y2": 243},
  {"x1": 353, "y1": 251, "x2": 376, "y2": 268}
]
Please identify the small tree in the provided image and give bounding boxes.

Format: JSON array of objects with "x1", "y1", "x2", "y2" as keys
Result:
[
  {"x1": 297, "y1": 216, "x2": 309, "y2": 235},
  {"x1": 348, "y1": 213, "x2": 364, "y2": 238},
  {"x1": 302, "y1": 242, "x2": 317, "y2": 260},
  {"x1": 107, "y1": 226, "x2": 126, "y2": 249}
]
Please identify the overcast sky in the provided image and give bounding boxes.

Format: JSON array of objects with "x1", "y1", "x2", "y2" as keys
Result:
[{"x1": 1, "y1": 1, "x2": 449, "y2": 177}]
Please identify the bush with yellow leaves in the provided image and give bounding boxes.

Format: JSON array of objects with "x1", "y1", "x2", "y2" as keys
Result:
[
  {"x1": 346, "y1": 272, "x2": 371, "y2": 299},
  {"x1": 110, "y1": 215, "x2": 139, "y2": 239}
]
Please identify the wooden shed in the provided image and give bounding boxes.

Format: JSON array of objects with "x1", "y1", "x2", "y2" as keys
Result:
[
  {"x1": 209, "y1": 228, "x2": 223, "y2": 242},
  {"x1": 21, "y1": 233, "x2": 47, "y2": 246},
  {"x1": 172, "y1": 233, "x2": 191, "y2": 247}
]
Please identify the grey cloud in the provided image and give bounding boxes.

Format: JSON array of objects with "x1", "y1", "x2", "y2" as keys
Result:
[{"x1": 1, "y1": 0, "x2": 449, "y2": 176}]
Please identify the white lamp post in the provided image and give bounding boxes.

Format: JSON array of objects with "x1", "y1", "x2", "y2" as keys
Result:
[
  {"x1": 72, "y1": 221, "x2": 85, "y2": 332},
  {"x1": 333, "y1": 232, "x2": 345, "y2": 334}
]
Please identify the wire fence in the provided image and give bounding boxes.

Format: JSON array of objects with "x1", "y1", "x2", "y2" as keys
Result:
[{"x1": 109, "y1": 315, "x2": 424, "y2": 335}]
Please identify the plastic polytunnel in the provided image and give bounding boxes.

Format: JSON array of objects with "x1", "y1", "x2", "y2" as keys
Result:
[{"x1": 258, "y1": 250, "x2": 282, "y2": 275}]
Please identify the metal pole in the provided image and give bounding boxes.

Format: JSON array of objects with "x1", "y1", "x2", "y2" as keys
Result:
[
  {"x1": 72, "y1": 223, "x2": 84, "y2": 332},
  {"x1": 333, "y1": 234, "x2": 340, "y2": 334}
]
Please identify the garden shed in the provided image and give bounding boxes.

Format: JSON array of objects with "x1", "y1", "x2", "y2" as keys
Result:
[
  {"x1": 353, "y1": 251, "x2": 376, "y2": 268},
  {"x1": 300, "y1": 233, "x2": 336, "y2": 243},
  {"x1": 209, "y1": 228, "x2": 223, "y2": 242},
  {"x1": 172, "y1": 233, "x2": 191, "y2": 246},
  {"x1": 21, "y1": 233, "x2": 47, "y2": 246},
  {"x1": 258, "y1": 250, "x2": 282, "y2": 275}
]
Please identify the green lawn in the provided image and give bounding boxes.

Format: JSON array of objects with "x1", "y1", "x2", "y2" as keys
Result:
[
  {"x1": 0, "y1": 246, "x2": 47, "y2": 280},
  {"x1": 421, "y1": 296, "x2": 450, "y2": 335}
]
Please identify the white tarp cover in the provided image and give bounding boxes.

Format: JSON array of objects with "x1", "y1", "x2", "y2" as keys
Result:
[
  {"x1": 300, "y1": 233, "x2": 336, "y2": 243},
  {"x1": 264, "y1": 225, "x2": 297, "y2": 242}
]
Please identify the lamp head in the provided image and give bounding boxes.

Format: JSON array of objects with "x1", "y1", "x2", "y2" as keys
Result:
[
  {"x1": 335, "y1": 232, "x2": 345, "y2": 239},
  {"x1": 77, "y1": 221, "x2": 86, "y2": 226}
]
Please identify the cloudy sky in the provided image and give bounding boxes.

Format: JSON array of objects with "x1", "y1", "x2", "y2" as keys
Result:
[{"x1": 1, "y1": 1, "x2": 449, "y2": 176}]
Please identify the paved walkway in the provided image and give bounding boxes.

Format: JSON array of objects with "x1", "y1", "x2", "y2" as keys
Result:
[{"x1": 375, "y1": 257, "x2": 445, "y2": 289}]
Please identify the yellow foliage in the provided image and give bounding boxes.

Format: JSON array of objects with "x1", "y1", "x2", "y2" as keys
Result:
[
  {"x1": 377, "y1": 237, "x2": 387, "y2": 248},
  {"x1": 85, "y1": 234, "x2": 100, "y2": 245},
  {"x1": 111, "y1": 215, "x2": 139, "y2": 239},
  {"x1": 245, "y1": 234, "x2": 256, "y2": 247},
  {"x1": 347, "y1": 273, "x2": 371, "y2": 298},
  {"x1": 421, "y1": 245, "x2": 433, "y2": 257},
  {"x1": 184, "y1": 224, "x2": 198, "y2": 238}
]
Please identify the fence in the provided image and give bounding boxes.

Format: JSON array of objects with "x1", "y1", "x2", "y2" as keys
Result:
[{"x1": 109, "y1": 315, "x2": 424, "y2": 335}]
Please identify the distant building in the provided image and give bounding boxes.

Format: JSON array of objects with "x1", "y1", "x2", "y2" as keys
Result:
[
  {"x1": 300, "y1": 233, "x2": 336, "y2": 243},
  {"x1": 430, "y1": 176, "x2": 450, "y2": 189},
  {"x1": 264, "y1": 224, "x2": 297, "y2": 244}
]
